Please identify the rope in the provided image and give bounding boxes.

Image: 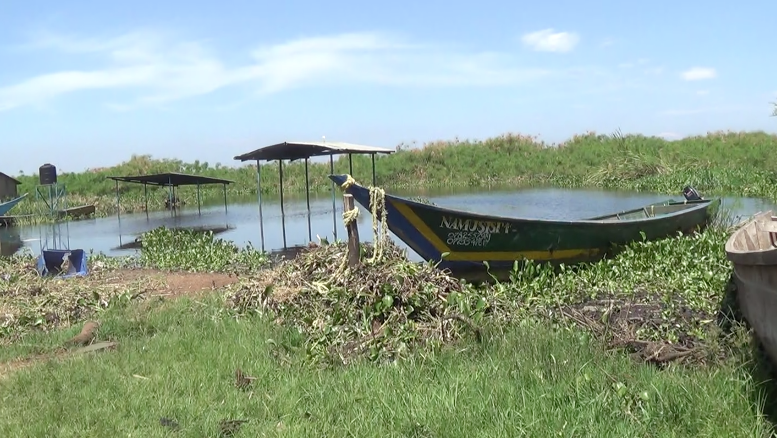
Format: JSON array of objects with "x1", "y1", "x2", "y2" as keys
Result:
[
  {"x1": 368, "y1": 185, "x2": 389, "y2": 263},
  {"x1": 340, "y1": 174, "x2": 356, "y2": 190},
  {"x1": 342, "y1": 207, "x2": 360, "y2": 226},
  {"x1": 333, "y1": 174, "x2": 390, "y2": 272}
]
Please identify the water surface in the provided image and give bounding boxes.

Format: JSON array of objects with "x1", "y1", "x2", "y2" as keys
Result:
[{"x1": 3, "y1": 186, "x2": 775, "y2": 263}]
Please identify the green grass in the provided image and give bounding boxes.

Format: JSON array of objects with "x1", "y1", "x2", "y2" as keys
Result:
[
  {"x1": 2, "y1": 212, "x2": 777, "y2": 436},
  {"x1": 0, "y1": 295, "x2": 772, "y2": 437},
  {"x1": 137, "y1": 226, "x2": 270, "y2": 273},
  {"x1": 9, "y1": 130, "x2": 777, "y2": 218}
]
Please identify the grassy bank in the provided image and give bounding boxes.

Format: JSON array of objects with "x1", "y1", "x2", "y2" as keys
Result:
[
  {"x1": 8, "y1": 130, "x2": 777, "y2": 218},
  {"x1": 2, "y1": 208, "x2": 777, "y2": 435},
  {"x1": 1, "y1": 296, "x2": 769, "y2": 437}
]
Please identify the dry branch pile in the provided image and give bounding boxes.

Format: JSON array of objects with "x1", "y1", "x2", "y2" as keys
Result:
[{"x1": 228, "y1": 240, "x2": 489, "y2": 364}]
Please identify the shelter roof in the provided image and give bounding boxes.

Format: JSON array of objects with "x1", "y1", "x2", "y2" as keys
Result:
[
  {"x1": 106, "y1": 172, "x2": 233, "y2": 187},
  {"x1": 0, "y1": 172, "x2": 21, "y2": 185},
  {"x1": 233, "y1": 140, "x2": 394, "y2": 162}
]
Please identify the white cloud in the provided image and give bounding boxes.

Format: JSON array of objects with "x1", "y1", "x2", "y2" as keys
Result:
[
  {"x1": 0, "y1": 30, "x2": 561, "y2": 111},
  {"x1": 696, "y1": 90, "x2": 710, "y2": 96},
  {"x1": 521, "y1": 29, "x2": 580, "y2": 53},
  {"x1": 680, "y1": 67, "x2": 717, "y2": 81}
]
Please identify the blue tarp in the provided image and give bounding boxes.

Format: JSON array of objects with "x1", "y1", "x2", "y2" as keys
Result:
[{"x1": 36, "y1": 249, "x2": 88, "y2": 278}]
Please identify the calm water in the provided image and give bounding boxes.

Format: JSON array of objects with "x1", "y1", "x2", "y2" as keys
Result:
[{"x1": 1, "y1": 186, "x2": 776, "y2": 262}]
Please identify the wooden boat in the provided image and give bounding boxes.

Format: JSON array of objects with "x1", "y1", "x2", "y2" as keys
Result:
[
  {"x1": 0, "y1": 193, "x2": 28, "y2": 217},
  {"x1": 330, "y1": 174, "x2": 721, "y2": 279},
  {"x1": 57, "y1": 204, "x2": 96, "y2": 219},
  {"x1": 725, "y1": 211, "x2": 777, "y2": 364}
]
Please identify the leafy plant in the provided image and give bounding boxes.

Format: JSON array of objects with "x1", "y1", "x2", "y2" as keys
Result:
[
  {"x1": 11, "y1": 130, "x2": 777, "y2": 218},
  {"x1": 139, "y1": 226, "x2": 269, "y2": 273}
]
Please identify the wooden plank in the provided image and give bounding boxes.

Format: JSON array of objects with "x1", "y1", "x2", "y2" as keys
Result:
[
  {"x1": 761, "y1": 221, "x2": 777, "y2": 234},
  {"x1": 343, "y1": 194, "x2": 360, "y2": 267}
]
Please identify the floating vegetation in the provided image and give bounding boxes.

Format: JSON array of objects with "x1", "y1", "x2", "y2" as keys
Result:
[{"x1": 138, "y1": 226, "x2": 269, "y2": 274}]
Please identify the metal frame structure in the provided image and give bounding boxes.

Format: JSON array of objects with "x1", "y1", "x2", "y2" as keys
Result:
[
  {"x1": 106, "y1": 172, "x2": 234, "y2": 219},
  {"x1": 36, "y1": 182, "x2": 71, "y2": 251},
  {"x1": 233, "y1": 140, "x2": 394, "y2": 250}
]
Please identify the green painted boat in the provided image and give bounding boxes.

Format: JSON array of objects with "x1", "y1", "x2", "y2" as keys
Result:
[{"x1": 330, "y1": 174, "x2": 721, "y2": 280}]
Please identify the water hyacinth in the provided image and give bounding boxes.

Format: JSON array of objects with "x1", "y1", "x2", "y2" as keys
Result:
[{"x1": 138, "y1": 226, "x2": 269, "y2": 273}]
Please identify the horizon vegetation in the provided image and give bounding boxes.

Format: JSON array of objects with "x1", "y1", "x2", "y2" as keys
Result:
[{"x1": 6, "y1": 129, "x2": 777, "y2": 222}]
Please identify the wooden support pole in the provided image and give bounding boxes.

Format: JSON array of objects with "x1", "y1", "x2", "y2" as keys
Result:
[
  {"x1": 143, "y1": 183, "x2": 148, "y2": 218},
  {"x1": 197, "y1": 183, "x2": 202, "y2": 215},
  {"x1": 343, "y1": 194, "x2": 360, "y2": 267},
  {"x1": 330, "y1": 154, "x2": 337, "y2": 241},
  {"x1": 115, "y1": 180, "x2": 120, "y2": 221},
  {"x1": 371, "y1": 153, "x2": 377, "y2": 186}
]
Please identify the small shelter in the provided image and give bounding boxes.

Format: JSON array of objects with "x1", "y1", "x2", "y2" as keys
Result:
[
  {"x1": 0, "y1": 172, "x2": 21, "y2": 201},
  {"x1": 233, "y1": 140, "x2": 394, "y2": 250},
  {"x1": 106, "y1": 172, "x2": 233, "y2": 218}
]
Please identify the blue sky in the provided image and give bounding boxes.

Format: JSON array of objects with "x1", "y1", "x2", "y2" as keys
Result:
[{"x1": 1, "y1": 0, "x2": 774, "y2": 175}]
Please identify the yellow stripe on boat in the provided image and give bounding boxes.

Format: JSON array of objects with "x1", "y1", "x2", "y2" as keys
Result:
[
  {"x1": 443, "y1": 248, "x2": 603, "y2": 262},
  {"x1": 391, "y1": 200, "x2": 452, "y2": 253},
  {"x1": 391, "y1": 197, "x2": 603, "y2": 262}
]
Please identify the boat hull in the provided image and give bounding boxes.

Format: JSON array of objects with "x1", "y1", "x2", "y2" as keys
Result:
[
  {"x1": 725, "y1": 211, "x2": 777, "y2": 365},
  {"x1": 0, "y1": 193, "x2": 28, "y2": 217},
  {"x1": 330, "y1": 174, "x2": 720, "y2": 279}
]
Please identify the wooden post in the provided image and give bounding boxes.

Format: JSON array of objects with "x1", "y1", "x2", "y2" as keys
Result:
[{"x1": 343, "y1": 194, "x2": 360, "y2": 267}]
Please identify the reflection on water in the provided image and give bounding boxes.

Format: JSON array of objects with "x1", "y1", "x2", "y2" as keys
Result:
[
  {"x1": 1, "y1": 186, "x2": 776, "y2": 263},
  {"x1": 0, "y1": 226, "x2": 22, "y2": 257}
]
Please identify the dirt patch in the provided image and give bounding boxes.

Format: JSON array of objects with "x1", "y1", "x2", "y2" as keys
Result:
[
  {"x1": 102, "y1": 268, "x2": 240, "y2": 299},
  {"x1": 0, "y1": 354, "x2": 51, "y2": 379},
  {"x1": 0, "y1": 341, "x2": 118, "y2": 380},
  {"x1": 1, "y1": 265, "x2": 241, "y2": 345}
]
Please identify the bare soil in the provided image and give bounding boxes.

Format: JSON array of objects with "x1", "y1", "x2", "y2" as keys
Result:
[
  {"x1": 101, "y1": 268, "x2": 240, "y2": 299},
  {"x1": 0, "y1": 340, "x2": 118, "y2": 379}
]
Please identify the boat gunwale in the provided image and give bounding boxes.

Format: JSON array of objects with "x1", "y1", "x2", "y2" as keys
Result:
[
  {"x1": 0, "y1": 193, "x2": 28, "y2": 205},
  {"x1": 725, "y1": 210, "x2": 777, "y2": 265},
  {"x1": 0, "y1": 193, "x2": 28, "y2": 215},
  {"x1": 333, "y1": 175, "x2": 718, "y2": 227}
]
